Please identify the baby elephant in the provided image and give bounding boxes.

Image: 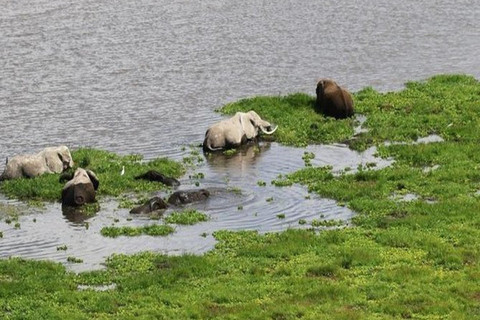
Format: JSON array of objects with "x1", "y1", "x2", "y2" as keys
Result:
[
  {"x1": 203, "y1": 110, "x2": 277, "y2": 152},
  {"x1": 0, "y1": 145, "x2": 74, "y2": 181},
  {"x1": 61, "y1": 168, "x2": 99, "y2": 207},
  {"x1": 315, "y1": 79, "x2": 354, "y2": 119}
]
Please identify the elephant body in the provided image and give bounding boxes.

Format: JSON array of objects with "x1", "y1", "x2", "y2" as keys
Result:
[
  {"x1": 315, "y1": 79, "x2": 354, "y2": 119},
  {"x1": 61, "y1": 168, "x2": 99, "y2": 207},
  {"x1": 134, "y1": 170, "x2": 180, "y2": 187},
  {"x1": 167, "y1": 189, "x2": 210, "y2": 206},
  {"x1": 203, "y1": 111, "x2": 277, "y2": 152},
  {"x1": 0, "y1": 145, "x2": 74, "y2": 181}
]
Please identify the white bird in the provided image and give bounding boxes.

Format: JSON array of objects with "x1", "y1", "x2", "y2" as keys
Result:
[{"x1": 120, "y1": 166, "x2": 125, "y2": 176}]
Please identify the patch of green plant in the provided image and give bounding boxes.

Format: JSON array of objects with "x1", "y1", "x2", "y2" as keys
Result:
[
  {"x1": 100, "y1": 224, "x2": 175, "y2": 238},
  {"x1": 311, "y1": 219, "x2": 344, "y2": 227},
  {"x1": 164, "y1": 210, "x2": 209, "y2": 225},
  {"x1": 67, "y1": 256, "x2": 83, "y2": 263},
  {"x1": 0, "y1": 148, "x2": 185, "y2": 202}
]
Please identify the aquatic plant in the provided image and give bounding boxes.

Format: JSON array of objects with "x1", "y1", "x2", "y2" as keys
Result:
[
  {"x1": 164, "y1": 209, "x2": 209, "y2": 225},
  {"x1": 100, "y1": 224, "x2": 175, "y2": 238}
]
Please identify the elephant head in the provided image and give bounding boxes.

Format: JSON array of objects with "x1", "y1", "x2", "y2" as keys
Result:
[
  {"x1": 40, "y1": 145, "x2": 74, "y2": 173},
  {"x1": 130, "y1": 196, "x2": 168, "y2": 214},
  {"x1": 61, "y1": 168, "x2": 99, "y2": 206},
  {"x1": 203, "y1": 110, "x2": 277, "y2": 152},
  {"x1": 240, "y1": 111, "x2": 278, "y2": 139}
]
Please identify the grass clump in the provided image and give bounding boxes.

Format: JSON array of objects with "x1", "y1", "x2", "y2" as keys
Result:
[
  {"x1": 100, "y1": 224, "x2": 175, "y2": 238},
  {"x1": 0, "y1": 148, "x2": 185, "y2": 202},
  {"x1": 164, "y1": 209, "x2": 209, "y2": 225}
]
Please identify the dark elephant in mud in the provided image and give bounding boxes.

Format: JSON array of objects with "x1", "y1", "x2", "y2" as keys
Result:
[
  {"x1": 315, "y1": 79, "x2": 354, "y2": 119},
  {"x1": 0, "y1": 145, "x2": 74, "y2": 181},
  {"x1": 61, "y1": 168, "x2": 99, "y2": 207},
  {"x1": 203, "y1": 111, "x2": 277, "y2": 152},
  {"x1": 134, "y1": 170, "x2": 180, "y2": 187},
  {"x1": 129, "y1": 196, "x2": 168, "y2": 214},
  {"x1": 129, "y1": 189, "x2": 211, "y2": 214},
  {"x1": 167, "y1": 189, "x2": 210, "y2": 206}
]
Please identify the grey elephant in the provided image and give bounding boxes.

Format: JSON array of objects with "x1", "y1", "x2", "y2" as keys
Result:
[
  {"x1": 61, "y1": 168, "x2": 99, "y2": 207},
  {"x1": 0, "y1": 145, "x2": 74, "y2": 181},
  {"x1": 203, "y1": 111, "x2": 277, "y2": 152},
  {"x1": 315, "y1": 79, "x2": 354, "y2": 119}
]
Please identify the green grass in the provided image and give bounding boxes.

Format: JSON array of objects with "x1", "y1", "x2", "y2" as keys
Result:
[
  {"x1": 100, "y1": 224, "x2": 175, "y2": 238},
  {"x1": 0, "y1": 148, "x2": 185, "y2": 202},
  {"x1": 1, "y1": 75, "x2": 480, "y2": 319},
  {"x1": 164, "y1": 209, "x2": 209, "y2": 225}
]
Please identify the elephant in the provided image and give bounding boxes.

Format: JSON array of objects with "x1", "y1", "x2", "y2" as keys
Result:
[
  {"x1": 0, "y1": 145, "x2": 74, "y2": 181},
  {"x1": 203, "y1": 111, "x2": 277, "y2": 152},
  {"x1": 61, "y1": 168, "x2": 99, "y2": 207},
  {"x1": 315, "y1": 79, "x2": 354, "y2": 119},
  {"x1": 167, "y1": 189, "x2": 210, "y2": 206},
  {"x1": 134, "y1": 170, "x2": 180, "y2": 187},
  {"x1": 130, "y1": 196, "x2": 168, "y2": 214}
]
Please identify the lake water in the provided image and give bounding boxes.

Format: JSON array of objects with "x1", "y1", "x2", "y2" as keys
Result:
[{"x1": 0, "y1": 0, "x2": 478, "y2": 271}]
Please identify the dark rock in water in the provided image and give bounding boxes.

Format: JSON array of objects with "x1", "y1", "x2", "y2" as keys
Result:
[
  {"x1": 134, "y1": 170, "x2": 180, "y2": 187},
  {"x1": 130, "y1": 196, "x2": 168, "y2": 214},
  {"x1": 167, "y1": 189, "x2": 210, "y2": 206}
]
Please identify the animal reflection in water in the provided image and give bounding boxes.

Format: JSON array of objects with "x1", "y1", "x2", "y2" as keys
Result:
[{"x1": 205, "y1": 141, "x2": 272, "y2": 174}]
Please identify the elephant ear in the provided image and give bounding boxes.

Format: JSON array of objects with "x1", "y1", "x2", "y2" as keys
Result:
[
  {"x1": 86, "y1": 169, "x2": 100, "y2": 191},
  {"x1": 240, "y1": 113, "x2": 257, "y2": 139}
]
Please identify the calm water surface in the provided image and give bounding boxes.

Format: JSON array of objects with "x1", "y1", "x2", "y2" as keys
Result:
[{"x1": 0, "y1": 0, "x2": 478, "y2": 270}]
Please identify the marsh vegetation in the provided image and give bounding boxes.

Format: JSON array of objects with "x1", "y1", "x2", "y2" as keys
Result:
[{"x1": 1, "y1": 75, "x2": 480, "y2": 318}]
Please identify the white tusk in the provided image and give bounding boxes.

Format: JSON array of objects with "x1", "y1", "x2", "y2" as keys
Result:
[{"x1": 260, "y1": 125, "x2": 278, "y2": 135}]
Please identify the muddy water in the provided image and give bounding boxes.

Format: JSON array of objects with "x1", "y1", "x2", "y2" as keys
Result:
[{"x1": 0, "y1": 0, "x2": 478, "y2": 270}]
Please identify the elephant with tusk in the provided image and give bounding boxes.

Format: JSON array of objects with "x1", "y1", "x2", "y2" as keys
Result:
[
  {"x1": 0, "y1": 145, "x2": 74, "y2": 181},
  {"x1": 61, "y1": 168, "x2": 99, "y2": 207},
  {"x1": 315, "y1": 79, "x2": 354, "y2": 119},
  {"x1": 203, "y1": 110, "x2": 277, "y2": 152}
]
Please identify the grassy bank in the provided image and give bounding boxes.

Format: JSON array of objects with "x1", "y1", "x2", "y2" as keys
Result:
[{"x1": 1, "y1": 74, "x2": 480, "y2": 319}]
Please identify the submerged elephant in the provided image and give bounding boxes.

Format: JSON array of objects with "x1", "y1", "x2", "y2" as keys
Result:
[
  {"x1": 61, "y1": 168, "x2": 99, "y2": 207},
  {"x1": 203, "y1": 111, "x2": 277, "y2": 152},
  {"x1": 315, "y1": 79, "x2": 354, "y2": 119},
  {"x1": 134, "y1": 170, "x2": 180, "y2": 187},
  {"x1": 167, "y1": 189, "x2": 210, "y2": 206},
  {"x1": 129, "y1": 196, "x2": 168, "y2": 214},
  {"x1": 0, "y1": 145, "x2": 74, "y2": 181}
]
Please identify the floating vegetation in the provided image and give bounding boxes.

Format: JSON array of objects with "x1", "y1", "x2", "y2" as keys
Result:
[
  {"x1": 164, "y1": 210, "x2": 209, "y2": 225},
  {"x1": 100, "y1": 224, "x2": 175, "y2": 238}
]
